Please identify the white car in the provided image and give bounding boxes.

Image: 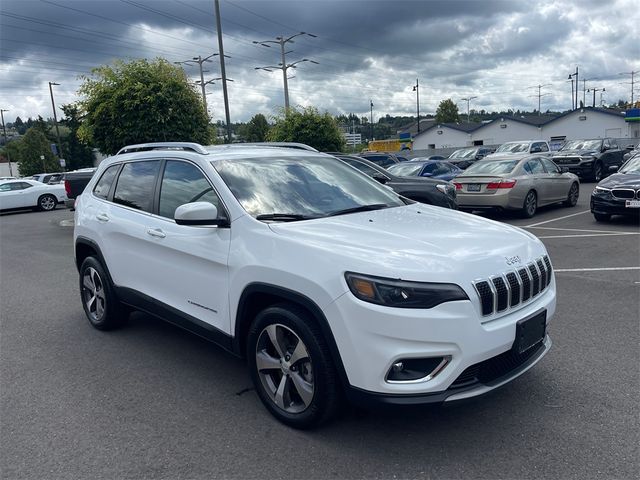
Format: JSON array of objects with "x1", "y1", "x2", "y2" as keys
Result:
[
  {"x1": 484, "y1": 140, "x2": 552, "y2": 160},
  {"x1": 0, "y1": 179, "x2": 67, "y2": 212},
  {"x1": 74, "y1": 142, "x2": 556, "y2": 428}
]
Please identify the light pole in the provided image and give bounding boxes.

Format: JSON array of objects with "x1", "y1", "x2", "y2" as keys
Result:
[
  {"x1": 254, "y1": 32, "x2": 318, "y2": 112},
  {"x1": 214, "y1": 0, "x2": 232, "y2": 143},
  {"x1": 48, "y1": 82, "x2": 64, "y2": 170},
  {"x1": 412, "y1": 79, "x2": 420, "y2": 133},
  {"x1": 528, "y1": 84, "x2": 551, "y2": 115},
  {"x1": 619, "y1": 71, "x2": 637, "y2": 105},
  {"x1": 568, "y1": 67, "x2": 579, "y2": 109},
  {"x1": 0, "y1": 109, "x2": 13, "y2": 176},
  {"x1": 370, "y1": 100, "x2": 374, "y2": 141},
  {"x1": 174, "y1": 53, "x2": 220, "y2": 114},
  {"x1": 461, "y1": 96, "x2": 477, "y2": 123},
  {"x1": 587, "y1": 87, "x2": 605, "y2": 108},
  {"x1": 567, "y1": 78, "x2": 575, "y2": 110}
]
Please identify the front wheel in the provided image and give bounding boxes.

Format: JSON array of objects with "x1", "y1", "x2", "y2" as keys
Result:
[
  {"x1": 247, "y1": 304, "x2": 341, "y2": 429},
  {"x1": 592, "y1": 162, "x2": 603, "y2": 182},
  {"x1": 38, "y1": 194, "x2": 57, "y2": 211},
  {"x1": 564, "y1": 183, "x2": 579, "y2": 207},
  {"x1": 521, "y1": 190, "x2": 537, "y2": 218}
]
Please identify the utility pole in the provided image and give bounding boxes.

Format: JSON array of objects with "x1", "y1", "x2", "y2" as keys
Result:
[
  {"x1": 0, "y1": 109, "x2": 13, "y2": 176},
  {"x1": 254, "y1": 32, "x2": 318, "y2": 112},
  {"x1": 619, "y1": 71, "x2": 637, "y2": 105},
  {"x1": 568, "y1": 67, "x2": 579, "y2": 109},
  {"x1": 174, "y1": 53, "x2": 220, "y2": 115},
  {"x1": 587, "y1": 87, "x2": 605, "y2": 108},
  {"x1": 48, "y1": 82, "x2": 64, "y2": 170},
  {"x1": 528, "y1": 84, "x2": 551, "y2": 115},
  {"x1": 412, "y1": 79, "x2": 420, "y2": 133},
  {"x1": 370, "y1": 100, "x2": 374, "y2": 141},
  {"x1": 214, "y1": 0, "x2": 232, "y2": 143},
  {"x1": 568, "y1": 78, "x2": 574, "y2": 110},
  {"x1": 461, "y1": 96, "x2": 477, "y2": 123}
]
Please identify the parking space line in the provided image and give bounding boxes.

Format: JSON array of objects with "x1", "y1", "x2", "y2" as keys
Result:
[
  {"x1": 528, "y1": 226, "x2": 640, "y2": 234},
  {"x1": 524, "y1": 210, "x2": 590, "y2": 228},
  {"x1": 555, "y1": 267, "x2": 640, "y2": 272},
  {"x1": 538, "y1": 233, "x2": 640, "y2": 239}
]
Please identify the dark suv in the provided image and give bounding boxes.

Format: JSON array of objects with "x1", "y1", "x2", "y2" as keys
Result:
[{"x1": 552, "y1": 138, "x2": 625, "y2": 181}]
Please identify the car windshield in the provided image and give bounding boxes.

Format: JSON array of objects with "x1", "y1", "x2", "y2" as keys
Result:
[
  {"x1": 212, "y1": 155, "x2": 404, "y2": 220},
  {"x1": 560, "y1": 139, "x2": 602, "y2": 151},
  {"x1": 495, "y1": 142, "x2": 530, "y2": 153},
  {"x1": 619, "y1": 157, "x2": 640, "y2": 174},
  {"x1": 449, "y1": 149, "x2": 474, "y2": 159},
  {"x1": 464, "y1": 160, "x2": 520, "y2": 175},
  {"x1": 387, "y1": 163, "x2": 423, "y2": 176}
]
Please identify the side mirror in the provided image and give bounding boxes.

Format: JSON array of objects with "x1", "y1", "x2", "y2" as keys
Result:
[
  {"x1": 475, "y1": 154, "x2": 484, "y2": 160},
  {"x1": 372, "y1": 174, "x2": 388, "y2": 184},
  {"x1": 421, "y1": 172, "x2": 433, "y2": 177},
  {"x1": 174, "y1": 202, "x2": 228, "y2": 227},
  {"x1": 608, "y1": 165, "x2": 619, "y2": 172},
  {"x1": 602, "y1": 144, "x2": 610, "y2": 151}
]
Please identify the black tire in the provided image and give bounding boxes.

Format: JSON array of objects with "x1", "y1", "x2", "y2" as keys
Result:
[
  {"x1": 521, "y1": 190, "x2": 537, "y2": 218},
  {"x1": 247, "y1": 303, "x2": 341, "y2": 429},
  {"x1": 593, "y1": 212, "x2": 611, "y2": 222},
  {"x1": 38, "y1": 194, "x2": 57, "y2": 211},
  {"x1": 79, "y1": 257, "x2": 128, "y2": 330},
  {"x1": 592, "y1": 162, "x2": 603, "y2": 182},
  {"x1": 563, "y1": 182, "x2": 579, "y2": 207}
]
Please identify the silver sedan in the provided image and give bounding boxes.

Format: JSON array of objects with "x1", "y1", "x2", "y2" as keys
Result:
[{"x1": 453, "y1": 155, "x2": 580, "y2": 217}]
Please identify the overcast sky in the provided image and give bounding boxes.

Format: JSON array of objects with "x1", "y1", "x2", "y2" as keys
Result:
[{"x1": 1, "y1": 0, "x2": 639, "y2": 125}]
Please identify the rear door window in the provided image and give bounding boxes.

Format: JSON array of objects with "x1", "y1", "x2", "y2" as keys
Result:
[{"x1": 113, "y1": 160, "x2": 160, "y2": 212}]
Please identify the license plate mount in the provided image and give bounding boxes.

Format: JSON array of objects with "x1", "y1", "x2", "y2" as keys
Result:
[{"x1": 515, "y1": 310, "x2": 546, "y2": 354}]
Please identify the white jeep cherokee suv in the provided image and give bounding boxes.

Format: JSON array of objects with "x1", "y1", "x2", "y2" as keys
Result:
[{"x1": 74, "y1": 142, "x2": 555, "y2": 428}]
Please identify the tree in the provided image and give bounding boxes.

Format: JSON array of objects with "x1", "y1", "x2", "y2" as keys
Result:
[
  {"x1": 16, "y1": 127, "x2": 59, "y2": 176},
  {"x1": 77, "y1": 58, "x2": 211, "y2": 155},
  {"x1": 13, "y1": 117, "x2": 26, "y2": 135},
  {"x1": 239, "y1": 113, "x2": 270, "y2": 142},
  {"x1": 435, "y1": 99, "x2": 459, "y2": 123},
  {"x1": 60, "y1": 104, "x2": 95, "y2": 170},
  {"x1": 268, "y1": 106, "x2": 345, "y2": 152}
]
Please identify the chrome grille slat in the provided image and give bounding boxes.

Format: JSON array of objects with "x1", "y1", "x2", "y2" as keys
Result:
[{"x1": 474, "y1": 255, "x2": 551, "y2": 317}]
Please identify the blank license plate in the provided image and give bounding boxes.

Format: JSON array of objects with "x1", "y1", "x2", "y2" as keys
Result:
[
  {"x1": 625, "y1": 200, "x2": 640, "y2": 208},
  {"x1": 467, "y1": 184, "x2": 481, "y2": 192},
  {"x1": 515, "y1": 310, "x2": 546, "y2": 354}
]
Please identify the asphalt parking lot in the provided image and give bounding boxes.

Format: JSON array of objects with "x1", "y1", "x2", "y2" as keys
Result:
[{"x1": 1, "y1": 185, "x2": 638, "y2": 480}]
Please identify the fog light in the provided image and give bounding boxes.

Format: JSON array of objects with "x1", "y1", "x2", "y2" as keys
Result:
[{"x1": 386, "y1": 356, "x2": 451, "y2": 383}]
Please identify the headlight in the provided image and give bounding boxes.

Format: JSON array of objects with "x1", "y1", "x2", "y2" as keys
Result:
[
  {"x1": 594, "y1": 186, "x2": 611, "y2": 194},
  {"x1": 345, "y1": 272, "x2": 469, "y2": 308},
  {"x1": 581, "y1": 156, "x2": 595, "y2": 163},
  {"x1": 436, "y1": 183, "x2": 455, "y2": 196}
]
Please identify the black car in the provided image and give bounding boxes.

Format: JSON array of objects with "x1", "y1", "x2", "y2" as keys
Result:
[
  {"x1": 590, "y1": 155, "x2": 640, "y2": 221},
  {"x1": 332, "y1": 154, "x2": 457, "y2": 209},
  {"x1": 358, "y1": 152, "x2": 401, "y2": 168},
  {"x1": 447, "y1": 147, "x2": 493, "y2": 170},
  {"x1": 553, "y1": 138, "x2": 625, "y2": 182}
]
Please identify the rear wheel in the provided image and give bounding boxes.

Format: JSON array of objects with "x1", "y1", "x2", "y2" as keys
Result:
[
  {"x1": 593, "y1": 212, "x2": 611, "y2": 222},
  {"x1": 79, "y1": 257, "x2": 128, "y2": 330},
  {"x1": 521, "y1": 190, "x2": 537, "y2": 218},
  {"x1": 247, "y1": 304, "x2": 341, "y2": 429},
  {"x1": 38, "y1": 194, "x2": 57, "y2": 211},
  {"x1": 563, "y1": 183, "x2": 579, "y2": 207}
]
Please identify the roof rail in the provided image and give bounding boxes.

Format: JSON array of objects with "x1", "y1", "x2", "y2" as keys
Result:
[
  {"x1": 116, "y1": 142, "x2": 209, "y2": 155},
  {"x1": 221, "y1": 142, "x2": 319, "y2": 152}
]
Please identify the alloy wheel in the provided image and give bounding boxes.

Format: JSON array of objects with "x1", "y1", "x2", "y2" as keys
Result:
[
  {"x1": 593, "y1": 164, "x2": 602, "y2": 182},
  {"x1": 525, "y1": 192, "x2": 537, "y2": 217},
  {"x1": 40, "y1": 195, "x2": 56, "y2": 211},
  {"x1": 568, "y1": 184, "x2": 579, "y2": 205},
  {"x1": 255, "y1": 323, "x2": 314, "y2": 414},
  {"x1": 82, "y1": 267, "x2": 106, "y2": 322}
]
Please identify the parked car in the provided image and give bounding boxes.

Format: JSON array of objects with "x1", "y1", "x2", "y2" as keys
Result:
[
  {"x1": 453, "y1": 155, "x2": 579, "y2": 217},
  {"x1": 63, "y1": 168, "x2": 97, "y2": 209},
  {"x1": 590, "y1": 154, "x2": 640, "y2": 222},
  {"x1": 0, "y1": 179, "x2": 67, "y2": 212},
  {"x1": 447, "y1": 147, "x2": 493, "y2": 169},
  {"x1": 0, "y1": 176, "x2": 17, "y2": 181},
  {"x1": 357, "y1": 152, "x2": 401, "y2": 168},
  {"x1": 484, "y1": 141, "x2": 551, "y2": 160},
  {"x1": 622, "y1": 142, "x2": 639, "y2": 162},
  {"x1": 31, "y1": 172, "x2": 64, "y2": 184},
  {"x1": 333, "y1": 154, "x2": 457, "y2": 209},
  {"x1": 74, "y1": 142, "x2": 555, "y2": 428},
  {"x1": 387, "y1": 160, "x2": 462, "y2": 181},
  {"x1": 551, "y1": 138, "x2": 625, "y2": 182}
]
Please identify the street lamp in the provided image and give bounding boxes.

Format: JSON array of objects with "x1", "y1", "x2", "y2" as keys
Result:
[
  {"x1": 370, "y1": 100, "x2": 374, "y2": 141},
  {"x1": 568, "y1": 67, "x2": 579, "y2": 109},
  {"x1": 587, "y1": 87, "x2": 605, "y2": 108},
  {"x1": 48, "y1": 82, "x2": 64, "y2": 169},
  {"x1": 412, "y1": 79, "x2": 420, "y2": 133},
  {"x1": 461, "y1": 96, "x2": 477, "y2": 123}
]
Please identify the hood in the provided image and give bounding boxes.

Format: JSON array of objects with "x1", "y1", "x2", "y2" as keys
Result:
[
  {"x1": 598, "y1": 172, "x2": 640, "y2": 189},
  {"x1": 554, "y1": 149, "x2": 599, "y2": 157},
  {"x1": 268, "y1": 204, "x2": 545, "y2": 284}
]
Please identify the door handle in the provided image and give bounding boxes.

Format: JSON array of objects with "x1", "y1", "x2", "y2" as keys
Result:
[
  {"x1": 96, "y1": 213, "x2": 109, "y2": 222},
  {"x1": 146, "y1": 228, "x2": 166, "y2": 239}
]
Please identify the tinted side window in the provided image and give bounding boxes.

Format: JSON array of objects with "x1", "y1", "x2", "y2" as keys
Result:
[
  {"x1": 541, "y1": 158, "x2": 560, "y2": 173},
  {"x1": 159, "y1": 161, "x2": 222, "y2": 219},
  {"x1": 113, "y1": 160, "x2": 160, "y2": 212},
  {"x1": 93, "y1": 165, "x2": 120, "y2": 200},
  {"x1": 12, "y1": 182, "x2": 32, "y2": 191},
  {"x1": 524, "y1": 159, "x2": 545, "y2": 174},
  {"x1": 535, "y1": 142, "x2": 549, "y2": 152}
]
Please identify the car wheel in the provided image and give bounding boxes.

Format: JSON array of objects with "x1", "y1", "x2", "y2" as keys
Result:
[
  {"x1": 38, "y1": 194, "x2": 57, "y2": 211},
  {"x1": 564, "y1": 183, "x2": 579, "y2": 207},
  {"x1": 521, "y1": 190, "x2": 537, "y2": 218},
  {"x1": 592, "y1": 162, "x2": 603, "y2": 182},
  {"x1": 593, "y1": 212, "x2": 611, "y2": 222},
  {"x1": 79, "y1": 257, "x2": 127, "y2": 330},
  {"x1": 247, "y1": 304, "x2": 341, "y2": 429}
]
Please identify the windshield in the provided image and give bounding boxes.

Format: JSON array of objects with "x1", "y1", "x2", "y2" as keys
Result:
[
  {"x1": 387, "y1": 163, "x2": 423, "y2": 176},
  {"x1": 464, "y1": 160, "x2": 519, "y2": 175},
  {"x1": 495, "y1": 142, "x2": 530, "y2": 153},
  {"x1": 620, "y1": 157, "x2": 640, "y2": 174},
  {"x1": 449, "y1": 149, "x2": 474, "y2": 159},
  {"x1": 212, "y1": 155, "x2": 404, "y2": 219},
  {"x1": 560, "y1": 139, "x2": 602, "y2": 151}
]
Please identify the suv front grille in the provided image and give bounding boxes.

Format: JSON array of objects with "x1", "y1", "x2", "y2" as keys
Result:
[
  {"x1": 553, "y1": 156, "x2": 580, "y2": 165},
  {"x1": 473, "y1": 255, "x2": 552, "y2": 317}
]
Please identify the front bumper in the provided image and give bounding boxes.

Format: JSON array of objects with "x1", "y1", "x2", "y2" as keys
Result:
[
  {"x1": 325, "y1": 279, "x2": 555, "y2": 398},
  {"x1": 591, "y1": 194, "x2": 640, "y2": 216}
]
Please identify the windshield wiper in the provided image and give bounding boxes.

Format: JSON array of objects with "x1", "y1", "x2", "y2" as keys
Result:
[
  {"x1": 326, "y1": 203, "x2": 389, "y2": 217},
  {"x1": 255, "y1": 213, "x2": 317, "y2": 222}
]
